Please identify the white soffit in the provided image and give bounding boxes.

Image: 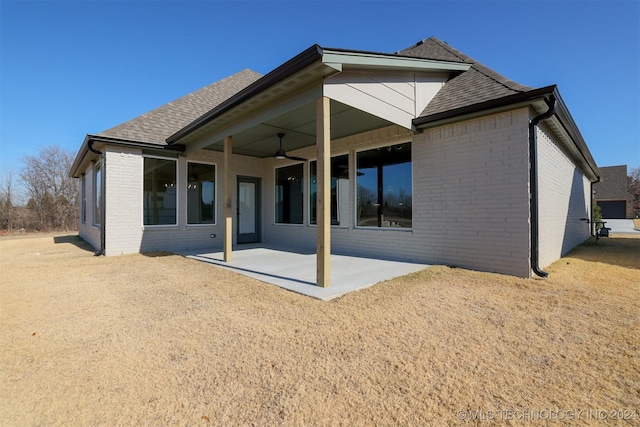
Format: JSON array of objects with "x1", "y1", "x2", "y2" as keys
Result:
[{"x1": 321, "y1": 49, "x2": 471, "y2": 72}]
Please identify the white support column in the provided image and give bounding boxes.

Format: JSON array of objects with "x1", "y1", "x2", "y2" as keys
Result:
[
  {"x1": 223, "y1": 136, "x2": 233, "y2": 262},
  {"x1": 316, "y1": 96, "x2": 331, "y2": 287}
]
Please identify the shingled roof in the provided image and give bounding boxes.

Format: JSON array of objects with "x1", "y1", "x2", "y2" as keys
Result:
[
  {"x1": 96, "y1": 69, "x2": 263, "y2": 145},
  {"x1": 397, "y1": 37, "x2": 533, "y2": 118}
]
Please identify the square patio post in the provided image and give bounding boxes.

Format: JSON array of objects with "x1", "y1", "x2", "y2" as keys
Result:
[
  {"x1": 224, "y1": 135, "x2": 233, "y2": 262},
  {"x1": 316, "y1": 96, "x2": 330, "y2": 287}
]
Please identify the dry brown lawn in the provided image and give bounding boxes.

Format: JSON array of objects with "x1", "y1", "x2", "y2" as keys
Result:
[{"x1": 1, "y1": 234, "x2": 638, "y2": 426}]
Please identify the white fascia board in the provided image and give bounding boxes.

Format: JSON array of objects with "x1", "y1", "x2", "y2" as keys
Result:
[{"x1": 321, "y1": 50, "x2": 471, "y2": 72}]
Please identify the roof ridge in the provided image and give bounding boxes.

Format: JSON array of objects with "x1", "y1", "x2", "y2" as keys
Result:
[
  {"x1": 426, "y1": 37, "x2": 530, "y2": 93},
  {"x1": 422, "y1": 37, "x2": 472, "y2": 63}
]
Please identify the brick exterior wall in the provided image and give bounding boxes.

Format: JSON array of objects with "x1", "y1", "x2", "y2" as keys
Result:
[
  {"x1": 536, "y1": 123, "x2": 592, "y2": 268},
  {"x1": 411, "y1": 109, "x2": 532, "y2": 277},
  {"x1": 83, "y1": 107, "x2": 593, "y2": 278},
  {"x1": 593, "y1": 165, "x2": 634, "y2": 219}
]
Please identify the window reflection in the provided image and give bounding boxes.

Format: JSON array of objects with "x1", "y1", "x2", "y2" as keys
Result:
[{"x1": 357, "y1": 143, "x2": 412, "y2": 228}]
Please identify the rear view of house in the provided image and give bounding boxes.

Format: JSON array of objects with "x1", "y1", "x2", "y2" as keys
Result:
[{"x1": 69, "y1": 37, "x2": 600, "y2": 284}]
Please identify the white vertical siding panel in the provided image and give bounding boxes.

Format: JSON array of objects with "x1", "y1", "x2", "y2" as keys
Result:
[{"x1": 324, "y1": 70, "x2": 447, "y2": 129}]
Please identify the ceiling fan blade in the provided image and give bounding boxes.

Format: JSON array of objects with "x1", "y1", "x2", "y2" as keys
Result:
[
  {"x1": 273, "y1": 132, "x2": 306, "y2": 161},
  {"x1": 285, "y1": 154, "x2": 307, "y2": 162}
]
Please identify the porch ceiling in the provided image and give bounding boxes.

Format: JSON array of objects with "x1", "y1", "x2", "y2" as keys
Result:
[{"x1": 197, "y1": 99, "x2": 393, "y2": 158}]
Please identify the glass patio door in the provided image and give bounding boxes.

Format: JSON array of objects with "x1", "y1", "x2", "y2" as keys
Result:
[{"x1": 237, "y1": 176, "x2": 260, "y2": 244}]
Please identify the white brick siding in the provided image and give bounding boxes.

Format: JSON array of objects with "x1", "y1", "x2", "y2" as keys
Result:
[
  {"x1": 536, "y1": 124, "x2": 592, "y2": 268},
  {"x1": 98, "y1": 147, "x2": 266, "y2": 255},
  {"x1": 104, "y1": 147, "x2": 143, "y2": 255},
  {"x1": 411, "y1": 109, "x2": 532, "y2": 277},
  {"x1": 81, "y1": 106, "x2": 591, "y2": 278}
]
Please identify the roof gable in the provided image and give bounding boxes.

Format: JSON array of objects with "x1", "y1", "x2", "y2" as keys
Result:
[
  {"x1": 397, "y1": 37, "x2": 533, "y2": 118},
  {"x1": 97, "y1": 69, "x2": 263, "y2": 145}
]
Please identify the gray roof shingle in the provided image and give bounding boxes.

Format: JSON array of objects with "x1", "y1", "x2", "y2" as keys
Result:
[
  {"x1": 96, "y1": 38, "x2": 534, "y2": 146},
  {"x1": 594, "y1": 165, "x2": 633, "y2": 200},
  {"x1": 397, "y1": 37, "x2": 533, "y2": 118},
  {"x1": 97, "y1": 69, "x2": 263, "y2": 145}
]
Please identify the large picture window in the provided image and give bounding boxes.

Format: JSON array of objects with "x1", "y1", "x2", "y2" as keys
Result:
[
  {"x1": 357, "y1": 142, "x2": 412, "y2": 228},
  {"x1": 310, "y1": 154, "x2": 349, "y2": 225},
  {"x1": 143, "y1": 157, "x2": 177, "y2": 226},
  {"x1": 187, "y1": 163, "x2": 215, "y2": 225},
  {"x1": 94, "y1": 163, "x2": 101, "y2": 226},
  {"x1": 275, "y1": 163, "x2": 304, "y2": 224}
]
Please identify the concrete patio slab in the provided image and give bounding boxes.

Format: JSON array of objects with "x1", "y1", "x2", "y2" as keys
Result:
[{"x1": 178, "y1": 244, "x2": 430, "y2": 300}]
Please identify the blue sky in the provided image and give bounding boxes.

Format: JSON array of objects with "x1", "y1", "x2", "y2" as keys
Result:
[{"x1": 1, "y1": 0, "x2": 639, "y2": 186}]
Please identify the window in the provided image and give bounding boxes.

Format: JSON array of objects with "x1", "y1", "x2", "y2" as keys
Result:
[
  {"x1": 275, "y1": 163, "x2": 304, "y2": 224},
  {"x1": 310, "y1": 154, "x2": 349, "y2": 225},
  {"x1": 94, "y1": 163, "x2": 101, "y2": 226},
  {"x1": 187, "y1": 162, "x2": 215, "y2": 225},
  {"x1": 143, "y1": 157, "x2": 177, "y2": 226},
  {"x1": 81, "y1": 174, "x2": 86, "y2": 224},
  {"x1": 357, "y1": 142, "x2": 412, "y2": 228}
]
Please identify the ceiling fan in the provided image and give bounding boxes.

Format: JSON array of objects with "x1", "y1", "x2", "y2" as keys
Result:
[{"x1": 274, "y1": 133, "x2": 306, "y2": 162}]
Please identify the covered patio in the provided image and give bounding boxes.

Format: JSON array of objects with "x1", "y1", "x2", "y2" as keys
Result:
[
  {"x1": 166, "y1": 45, "x2": 468, "y2": 289},
  {"x1": 178, "y1": 245, "x2": 430, "y2": 300}
]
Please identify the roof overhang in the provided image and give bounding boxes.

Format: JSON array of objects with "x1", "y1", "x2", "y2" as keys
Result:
[
  {"x1": 413, "y1": 85, "x2": 600, "y2": 182},
  {"x1": 167, "y1": 45, "x2": 471, "y2": 154},
  {"x1": 321, "y1": 48, "x2": 471, "y2": 72},
  {"x1": 69, "y1": 134, "x2": 185, "y2": 178}
]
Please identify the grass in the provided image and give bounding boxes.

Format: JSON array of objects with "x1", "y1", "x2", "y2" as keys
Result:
[{"x1": 0, "y1": 234, "x2": 638, "y2": 426}]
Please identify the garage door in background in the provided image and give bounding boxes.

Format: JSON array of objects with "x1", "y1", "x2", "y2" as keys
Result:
[{"x1": 598, "y1": 201, "x2": 626, "y2": 219}]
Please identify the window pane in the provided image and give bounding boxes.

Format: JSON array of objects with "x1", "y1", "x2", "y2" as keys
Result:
[
  {"x1": 81, "y1": 174, "x2": 86, "y2": 223},
  {"x1": 357, "y1": 143, "x2": 412, "y2": 228},
  {"x1": 382, "y1": 161, "x2": 412, "y2": 228},
  {"x1": 275, "y1": 163, "x2": 303, "y2": 224},
  {"x1": 187, "y1": 163, "x2": 215, "y2": 224},
  {"x1": 356, "y1": 163, "x2": 378, "y2": 227},
  {"x1": 310, "y1": 154, "x2": 348, "y2": 225},
  {"x1": 94, "y1": 164, "x2": 101, "y2": 226},
  {"x1": 143, "y1": 158, "x2": 177, "y2": 225}
]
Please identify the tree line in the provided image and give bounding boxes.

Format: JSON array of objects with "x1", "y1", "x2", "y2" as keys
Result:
[{"x1": 0, "y1": 145, "x2": 77, "y2": 233}]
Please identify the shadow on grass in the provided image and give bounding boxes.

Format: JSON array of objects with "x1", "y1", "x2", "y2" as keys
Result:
[
  {"x1": 141, "y1": 251, "x2": 175, "y2": 258},
  {"x1": 564, "y1": 237, "x2": 640, "y2": 270},
  {"x1": 53, "y1": 235, "x2": 95, "y2": 252}
]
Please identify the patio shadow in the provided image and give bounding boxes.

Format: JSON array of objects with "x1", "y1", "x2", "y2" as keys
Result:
[
  {"x1": 53, "y1": 235, "x2": 94, "y2": 252},
  {"x1": 563, "y1": 237, "x2": 640, "y2": 270}
]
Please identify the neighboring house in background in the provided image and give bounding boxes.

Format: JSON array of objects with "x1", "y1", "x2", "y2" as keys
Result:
[
  {"x1": 594, "y1": 165, "x2": 634, "y2": 219},
  {"x1": 69, "y1": 37, "x2": 600, "y2": 284}
]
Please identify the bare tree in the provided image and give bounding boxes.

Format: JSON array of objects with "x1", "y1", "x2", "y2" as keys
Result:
[
  {"x1": 20, "y1": 145, "x2": 78, "y2": 231},
  {"x1": 0, "y1": 170, "x2": 18, "y2": 232}
]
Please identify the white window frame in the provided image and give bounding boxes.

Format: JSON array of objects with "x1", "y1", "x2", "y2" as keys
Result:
[{"x1": 186, "y1": 160, "x2": 217, "y2": 227}]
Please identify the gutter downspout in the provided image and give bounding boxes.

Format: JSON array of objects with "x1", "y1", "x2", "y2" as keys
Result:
[
  {"x1": 88, "y1": 139, "x2": 106, "y2": 256},
  {"x1": 529, "y1": 95, "x2": 556, "y2": 278}
]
